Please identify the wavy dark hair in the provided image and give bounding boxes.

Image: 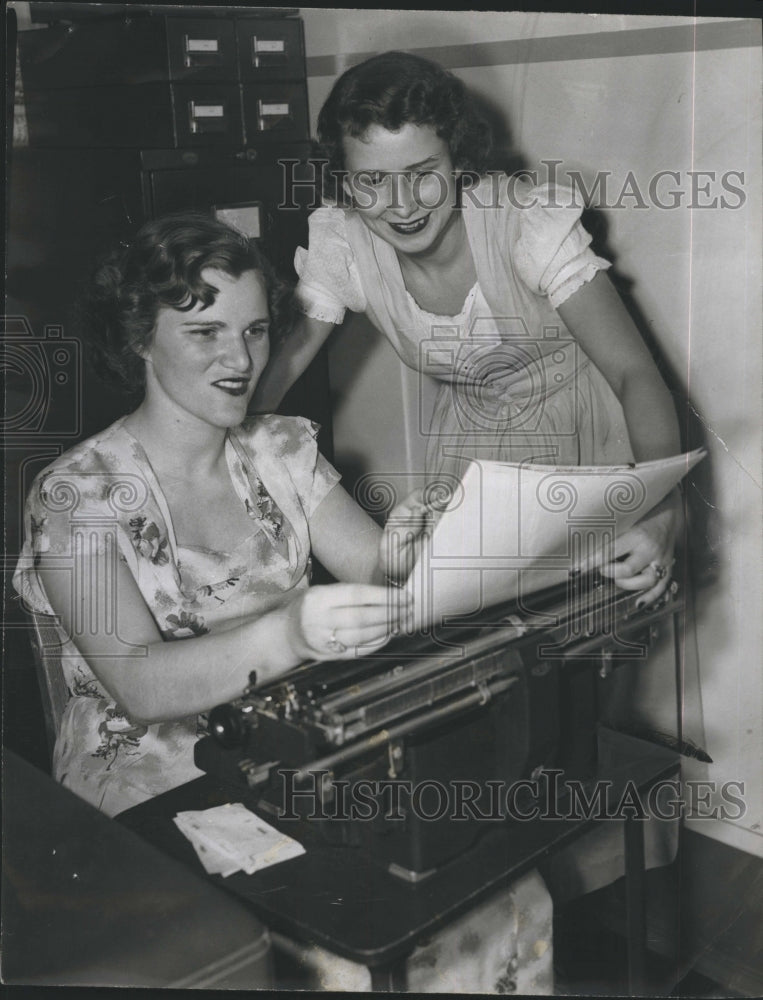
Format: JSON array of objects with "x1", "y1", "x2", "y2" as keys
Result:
[
  {"x1": 79, "y1": 212, "x2": 294, "y2": 397},
  {"x1": 315, "y1": 51, "x2": 493, "y2": 202}
]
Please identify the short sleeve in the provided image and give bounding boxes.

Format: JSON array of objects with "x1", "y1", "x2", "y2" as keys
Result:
[
  {"x1": 294, "y1": 207, "x2": 367, "y2": 324},
  {"x1": 239, "y1": 415, "x2": 342, "y2": 521},
  {"x1": 13, "y1": 470, "x2": 136, "y2": 617},
  {"x1": 511, "y1": 183, "x2": 611, "y2": 308},
  {"x1": 294, "y1": 418, "x2": 342, "y2": 518}
]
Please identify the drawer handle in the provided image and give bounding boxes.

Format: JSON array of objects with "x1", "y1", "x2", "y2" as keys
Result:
[{"x1": 252, "y1": 36, "x2": 286, "y2": 68}]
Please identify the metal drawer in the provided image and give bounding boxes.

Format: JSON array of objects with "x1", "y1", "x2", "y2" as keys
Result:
[
  {"x1": 242, "y1": 83, "x2": 309, "y2": 144},
  {"x1": 236, "y1": 19, "x2": 305, "y2": 82}
]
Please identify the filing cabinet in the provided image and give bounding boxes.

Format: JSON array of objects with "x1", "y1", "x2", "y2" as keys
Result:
[
  {"x1": 18, "y1": 12, "x2": 309, "y2": 149},
  {"x1": 18, "y1": 16, "x2": 237, "y2": 86},
  {"x1": 23, "y1": 79, "x2": 311, "y2": 149},
  {"x1": 18, "y1": 13, "x2": 304, "y2": 87},
  {"x1": 139, "y1": 147, "x2": 315, "y2": 279},
  {"x1": 23, "y1": 83, "x2": 246, "y2": 148},
  {"x1": 24, "y1": 80, "x2": 310, "y2": 148}
]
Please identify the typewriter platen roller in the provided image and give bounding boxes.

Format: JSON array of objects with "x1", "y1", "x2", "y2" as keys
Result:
[{"x1": 195, "y1": 576, "x2": 681, "y2": 879}]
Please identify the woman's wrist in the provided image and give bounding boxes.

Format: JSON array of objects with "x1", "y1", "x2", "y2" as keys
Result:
[
  {"x1": 242, "y1": 602, "x2": 304, "y2": 682},
  {"x1": 377, "y1": 546, "x2": 404, "y2": 586}
]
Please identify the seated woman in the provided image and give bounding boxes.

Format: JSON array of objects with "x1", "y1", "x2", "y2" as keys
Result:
[{"x1": 14, "y1": 213, "x2": 423, "y2": 817}]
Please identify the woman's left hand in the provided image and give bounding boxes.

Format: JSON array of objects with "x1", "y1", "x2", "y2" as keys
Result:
[
  {"x1": 379, "y1": 488, "x2": 435, "y2": 584},
  {"x1": 597, "y1": 489, "x2": 680, "y2": 606}
]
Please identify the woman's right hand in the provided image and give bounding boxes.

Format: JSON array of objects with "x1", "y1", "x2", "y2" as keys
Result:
[
  {"x1": 283, "y1": 583, "x2": 410, "y2": 661},
  {"x1": 379, "y1": 488, "x2": 436, "y2": 584}
]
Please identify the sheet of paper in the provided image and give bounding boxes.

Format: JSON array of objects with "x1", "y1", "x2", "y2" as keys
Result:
[{"x1": 404, "y1": 449, "x2": 705, "y2": 630}]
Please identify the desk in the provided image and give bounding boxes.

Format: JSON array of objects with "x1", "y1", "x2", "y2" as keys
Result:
[
  {"x1": 1, "y1": 750, "x2": 272, "y2": 989},
  {"x1": 118, "y1": 727, "x2": 679, "y2": 993}
]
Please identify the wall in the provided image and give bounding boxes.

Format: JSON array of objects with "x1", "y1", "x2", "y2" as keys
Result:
[{"x1": 301, "y1": 10, "x2": 762, "y2": 858}]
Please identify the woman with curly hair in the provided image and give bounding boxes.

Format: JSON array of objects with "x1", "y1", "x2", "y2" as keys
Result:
[
  {"x1": 253, "y1": 50, "x2": 681, "y2": 608},
  {"x1": 14, "y1": 212, "x2": 421, "y2": 816}
]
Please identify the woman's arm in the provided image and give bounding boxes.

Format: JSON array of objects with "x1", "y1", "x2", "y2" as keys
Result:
[
  {"x1": 251, "y1": 314, "x2": 335, "y2": 413},
  {"x1": 556, "y1": 271, "x2": 680, "y2": 462},
  {"x1": 37, "y1": 542, "x2": 397, "y2": 725},
  {"x1": 309, "y1": 483, "x2": 385, "y2": 584},
  {"x1": 309, "y1": 485, "x2": 435, "y2": 586},
  {"x1": 557, "y1": 271, "x2": 681, "y2": 602}
]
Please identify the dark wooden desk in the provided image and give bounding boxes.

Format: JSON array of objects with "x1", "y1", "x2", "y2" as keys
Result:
[
  {"x1": 1, "y1": 750, "x2": 272, "y2": 989},
  {"x1": 118, "y1": 727, "x2": 680, "y2": 993}
]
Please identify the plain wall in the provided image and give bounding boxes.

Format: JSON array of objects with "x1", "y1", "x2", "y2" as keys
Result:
[{"x1": 301, "y1": 10, "x2": 762, "y2": 858}]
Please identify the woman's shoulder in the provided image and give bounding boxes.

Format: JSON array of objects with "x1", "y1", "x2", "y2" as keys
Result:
[
  {"x1": 24, "y1": 417, "x2": 150, "y2": 534},
  {"x1": 306, "y1": 204, "x2": 351, "y2": 245},
  {"x1": 466, "y1": 174, "x2": 596, "y2": 266},
  {"x1": 233, "y1": 414, "x2": 321, "y2": 453},
  {"x1": 465, "y1": 174, "x2": 583, "y2": 219},
  {"x1": 34, "y1": 417, "x2": 134, "y2": 485},
  {"x1": 295, "y1": 205, "x2": 366, "y2": 318}
]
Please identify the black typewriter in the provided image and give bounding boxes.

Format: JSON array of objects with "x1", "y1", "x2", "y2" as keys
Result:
[{"x1": 195, "y1": 574, "x2": 682, "y2": 879}]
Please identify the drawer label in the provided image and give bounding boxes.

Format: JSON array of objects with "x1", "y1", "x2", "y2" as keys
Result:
[
  {"x1": 186, "y1": 38, "x2": 219, "y2": 53},
  {"x1": 191, "y1": 103, "x2": 225, "y2": 118},
  {"x1": 259, "y1": 102, "x2": 290, "y2": 117},
  {"x1": 254, "y1": 38, "x2": 286, "y2": 54}
]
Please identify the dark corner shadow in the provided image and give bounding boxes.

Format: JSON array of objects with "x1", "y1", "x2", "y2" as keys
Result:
[
  {"x1": 581, "y1": 205, "x2": 720, "y2": 591},
  {"x1": 470, "y1": 91, "x2": 526, "y2": 178}
]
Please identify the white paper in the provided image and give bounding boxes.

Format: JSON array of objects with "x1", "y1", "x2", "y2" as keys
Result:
[
  {"x1": 404, "y1": 449, "x2": 705, "y2": 630},
  {"x1": 174, "y1": 803, "x2": 305, "y2": 877}
]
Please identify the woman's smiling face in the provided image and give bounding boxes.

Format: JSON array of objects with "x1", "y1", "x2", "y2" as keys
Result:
[
  {"x1": 342, "y1": 123, "x2": 461, "y2": 258},
  {"x1": 141, "y1": 268, "x2": 270, "y2": 431}
]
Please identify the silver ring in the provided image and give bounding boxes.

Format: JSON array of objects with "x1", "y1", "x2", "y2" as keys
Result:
[
  {"x1": 650, "y1": 561, "x2": 668, "y2": 580},
  {"x1": 326, "y1": 629, "x2": 347, "y2": 654}
]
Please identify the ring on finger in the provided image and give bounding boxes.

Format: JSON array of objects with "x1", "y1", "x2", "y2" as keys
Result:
[
  {"x1": 326, "y1": 628, "x2": 347, "y2": 655},
  {"x1": 649, "y1": 561, "x2": 668, "y2": 581}
]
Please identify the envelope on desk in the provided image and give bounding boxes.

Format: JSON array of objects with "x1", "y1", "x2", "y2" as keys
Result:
[{"x1": 174, "y1": 802, "x2": 305, "y2": 877}]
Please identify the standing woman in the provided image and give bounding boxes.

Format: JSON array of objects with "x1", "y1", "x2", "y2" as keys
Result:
[
  {"x1": 14, "y1": 214, "x2": 419, "y2": 817},
  {"x1": 253, "y1": 51, "x2": 681, "y2": 606}
]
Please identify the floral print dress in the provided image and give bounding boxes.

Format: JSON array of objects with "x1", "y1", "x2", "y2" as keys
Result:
[{"x1": 14, "y1": 414, "x2": 340, "y2": 816}]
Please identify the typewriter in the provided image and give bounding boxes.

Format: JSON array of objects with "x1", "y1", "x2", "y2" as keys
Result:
[{"x1": 195, "y1": 574, "x2": 682, "y2": 879}]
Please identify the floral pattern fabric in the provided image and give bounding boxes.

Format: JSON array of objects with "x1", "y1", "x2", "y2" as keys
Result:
[{"x1": 14, "y1": 414, "x2": 340, "y2": 816}]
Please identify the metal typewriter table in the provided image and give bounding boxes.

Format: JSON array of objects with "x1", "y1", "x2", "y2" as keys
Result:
[{"x1": 117, "y1": 727, "x2": 678, "y2": 994}]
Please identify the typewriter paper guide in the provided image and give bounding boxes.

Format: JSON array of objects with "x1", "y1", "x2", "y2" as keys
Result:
[{"x1": 403, "y1": 449, "x2": 705, "y2": 631}]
